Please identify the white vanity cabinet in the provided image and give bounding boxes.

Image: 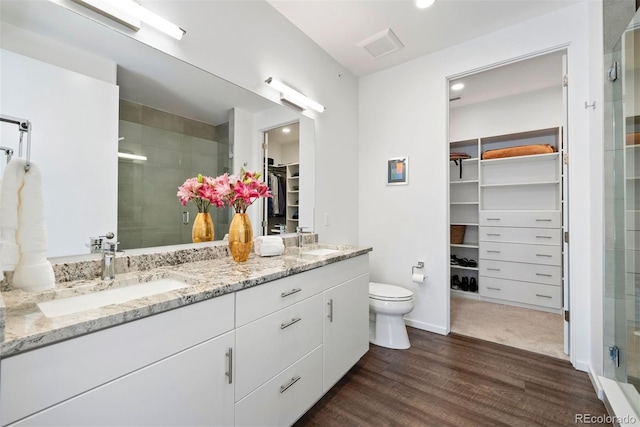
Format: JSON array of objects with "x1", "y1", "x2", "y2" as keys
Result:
[
  {"x1": 1, "y1": 294, "x2": 236, "y2": 427},
  {"x1": 234, "y1": 254, "x2": 369, "y2": 426}
]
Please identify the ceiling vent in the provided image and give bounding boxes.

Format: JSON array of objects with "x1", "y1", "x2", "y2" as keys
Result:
[{"x1": 357, "y1": 28, "x2": 404, "y2": 59}]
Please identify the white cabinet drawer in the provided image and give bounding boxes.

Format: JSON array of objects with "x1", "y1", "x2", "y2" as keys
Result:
[
  {"x1": 235, "y1": 294, "x2": 323, "y2": 401},
  {"x1": 236, "y1": 255, "x2": 368, "y2": 327},
  {"x1": 0, "y1": 294, "x2": 235, "y2": 426},
  {"x1": 479, "y1": 277, "x2": 562, "y2": 309},
  {"x1": 235, "y1": 346, "x2": 323, "y2": 427},
  {"x1": 480, "y1": 241, "x2": 561, "y2": 266},
  {"x1": 479, "y1": 226, "x2": 562, "y2": 245},
  {"x1": 480, "y1": 211, "x2": 561, "y2": 228},
  {"x1": 481, "y1": 259, "x2": 561, "y2": 286}
]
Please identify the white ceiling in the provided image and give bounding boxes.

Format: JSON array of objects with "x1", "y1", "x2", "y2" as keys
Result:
[{"x1": 266, "y1": 0, "x2": 578, "y2": 77}]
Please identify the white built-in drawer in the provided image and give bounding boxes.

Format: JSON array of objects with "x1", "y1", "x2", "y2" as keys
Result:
[
  {"x1": 235, "y1": 294, "x2": 323, "y2": 401},
  {"x1": 479, "y1": 226, "x2": 562, "y2": 245},
  {"x1": 480, "y1": 277, "x2": 562, "y2": 309},
  {"x1": 480, "y1": 211, "x2": 561, "y2": 228},
  {"x1": 481, "y1": 259, "x2": 561, "y2": 286},
  {"x1": 236, "y1": 255, "x2": 368, "y2": 327},
  {"x1": 235, "y1": 345, "x2": 323, "y2": 427},
  {"x1": 480, "y1": 241, "x2": 561, "y2": 266}
]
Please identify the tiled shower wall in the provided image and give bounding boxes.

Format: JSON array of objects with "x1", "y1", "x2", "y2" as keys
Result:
[{"x1": 118, "y1": 99, "x2": 231, "y2": 249}]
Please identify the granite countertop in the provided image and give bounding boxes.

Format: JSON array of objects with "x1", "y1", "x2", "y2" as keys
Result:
[{"x1": 0, "y1": 243, "x2": 371, "y2": 358}]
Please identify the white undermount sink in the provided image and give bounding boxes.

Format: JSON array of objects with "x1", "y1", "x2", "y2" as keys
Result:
[
  {"x1": 37, "y1": 278, "x2": 189, "y2": 318},
  {"x1": 300, "y1": 248, "x2": 340, "y2": 256}
]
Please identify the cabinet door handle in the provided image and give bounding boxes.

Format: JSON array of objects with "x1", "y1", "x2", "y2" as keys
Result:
[
  {"x1": 487, "y1": 268, "x2": 501, "y2": 271},
  {"x1": 486, "y1": 233, "x2": 501, "y2": 236},
  {"x1": 487, "y1": 250, "x2": 501, "y2": 253},
  {"x1": 535, "y1": 235, "x2": 552, "y2": 239},
  {"x1": 535, "y1": 294, "x2": 552, "y2": 299},
  {"x1": 487, "y1": 286, "x2": 501, "y2": 291},
  {"x1": 487, "y1": 218, "x2": 501, "y2": 221},
  {"x1": 536, "y1": 273, "x2": 553, "y2": 277},
  {"x1": 281, "y1": 288, "x2": 302, "y2": 298},
  {"x1": 535, "y1": 218, "x2": 552, "y2": 222},
  {"x1": 280, "y1": 317, "x2": 301, "y2": 329},
  {"x1": 225, "y1": 348, "x2": 233, "y2": 384},
  {"x1": 536, "y1": 254, "x2": 552, "y2": 258},
  {"x1": 280, "y1": 375, "x2": 301, "y2": 394},
  {"x1": 327, "y1": 299, "x2": 334, "y2": 322}
]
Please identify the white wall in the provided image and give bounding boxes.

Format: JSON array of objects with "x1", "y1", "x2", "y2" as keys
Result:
[
  {"x1": 1, "y1": 50, "x2": 118, "y2": 257},
  {"x1": 359, "y1": 1, "x2": 603, "y2": 371},
  {"x1": 450, "y1": 86, "x2": 563, "y2": 142},
  {"x1": 55, "y1": 0, "x2": 359, "y2": 245}
]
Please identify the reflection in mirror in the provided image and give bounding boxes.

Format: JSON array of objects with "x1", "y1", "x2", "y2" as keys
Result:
[{"x1": 0, "y1": 0, "x2": 313, "y2": 258}]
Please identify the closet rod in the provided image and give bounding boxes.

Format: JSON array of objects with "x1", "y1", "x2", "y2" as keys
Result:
[{"x1": 0, "y1": 114, "x2": 31, "y2": 171}]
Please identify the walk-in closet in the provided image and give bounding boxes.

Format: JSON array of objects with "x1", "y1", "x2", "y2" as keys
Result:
[
  {"x1": 448, "y1": 51, "x2": 569, "y2": 360},
  {"x1": 262, "y1": 122, "x2": 300, "y2": 234}
]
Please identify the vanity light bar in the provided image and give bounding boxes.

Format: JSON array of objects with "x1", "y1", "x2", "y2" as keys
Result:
[
  {"x1": 118, "y1": 152, "x2": 147, "y2": 161},
  {"x1": 73, "y1": 0, "x2": 185, "y2": 40},
  {"x1": 265, "y1": 78, "x2": 325, "y2": 113}
]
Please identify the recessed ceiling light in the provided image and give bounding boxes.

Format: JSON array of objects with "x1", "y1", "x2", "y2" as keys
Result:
[
  {"x1": 451, "y1": 83, "x2": 465, "y2": 91},
  {"x1": 416, "y1": 0, "x2": 435, "y2": 9},
  {"x1": 282, "y1": 127, "x2": 291, "y2": 134}
]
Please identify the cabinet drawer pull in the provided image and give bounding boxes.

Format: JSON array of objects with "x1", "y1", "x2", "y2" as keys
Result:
[
  {"x1": 487, "y1": 268, "x2": 501, "y2": 271},
  {"x1": 327, "y1": 299, "x2": 334, "y2": 322},
  {"x1": 487, "y1": 287, "x2": 501, "y2": 291},
  {"x1": 486, "y1": 233, "x2": 501, "y2": 236},
  {"x1": 535, "y1": 235, "x2": 552, "y2": 239},
  {"x1": 535, "y1": 294, "x2": 552, "y2": 299},
  {"x1": 536, "y1": 273, "x2": 553, "y2": 277},
  {"x1": 487, "y1": 250, "x2": 501, "y2": 254},
  {"x1": 536, "y1": 254, "x2": 552, "y2": 258},
  {"x1": 281, "y1": 288, "x2": 302, "y2": 298},
  {"x1": 280, "y1": 317, "x2": 302, "y2": 329},
  {"x1": 280, "y1": 375, "x2": 301, "y2": 393},
  {"x1": 225, "y1": 348, "x2": 233, "y2": 384},
  {"x1": 535, "y1": 218, "x2": 552, "y2": 222},
  {"x1": 486, "y1": 218, "x2": 501, "y2": 221}
]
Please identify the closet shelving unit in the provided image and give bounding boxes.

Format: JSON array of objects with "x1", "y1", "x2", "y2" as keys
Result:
[
  {"x1": 286, "y1": 162, "x2": 300, "y2": 233},
  {"x1": 450, "y1": 127, "x2": 564, "y2": 310},
  {"x1": 449, "y1": 139, "x2": 480, "y2": 299}
]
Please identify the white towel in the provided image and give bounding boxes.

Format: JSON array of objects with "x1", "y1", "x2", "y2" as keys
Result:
[
  {"x1": 254, "y1": 236, "x2": 284, "y2": 257},
  {"x1": 1, "y1": 159, "x2": 26, "y2": 272},
  {"x1": 1, "y1": 159, "x2": 54, "y2": 291}
]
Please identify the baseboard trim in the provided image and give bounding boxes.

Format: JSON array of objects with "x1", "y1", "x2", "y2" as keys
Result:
[
  {"x1": 404, "y1": 318, "x2": 447, "y2": 335},
  {"x1": 574, "y1": 359, "x2": 590, "y2": 373},
  {"x1": 588, "y1": 366, "x2": 604, "y2": 400}
]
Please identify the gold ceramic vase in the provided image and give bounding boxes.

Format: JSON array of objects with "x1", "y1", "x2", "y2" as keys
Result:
[
  {"x1": 228, "y1": 213, "x2": 252, "y2": 262},
  {"x1": 192, "y1": 212, "x2": 214, "y2": 243}
]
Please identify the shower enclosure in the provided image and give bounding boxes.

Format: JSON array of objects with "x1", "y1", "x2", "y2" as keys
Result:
[{"x1": 603, "y1": 0, "x2": 640, "y2": 404}]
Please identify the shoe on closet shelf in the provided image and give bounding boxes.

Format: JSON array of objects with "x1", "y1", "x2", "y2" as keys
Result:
[
  {"x1": 451, "y1": 275, "x2": 461, "y2": 290},
  {"x1": 466, "y1": 259, "x2": 477, "y2": 268},
  {"x1": 451, "y1": 255, "x2": 460, "y2": 265},
  {"x1": 461, "y1": 277, "x2": 469, "y2": 292},
  {"x1": 469, "y1": 277, "x2": 478, "y2": 293}
]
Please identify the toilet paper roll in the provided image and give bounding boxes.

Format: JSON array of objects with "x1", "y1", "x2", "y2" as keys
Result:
[{"x1": 412, "y1": 273, "x2": 425, "y2": 283}]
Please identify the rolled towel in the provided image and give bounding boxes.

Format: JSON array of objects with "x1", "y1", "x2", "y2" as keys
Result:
[
  {"x1": 254, "y1": 236, "x2": 284, "y2": 254},
  {"x1": 256, "y1": 243, "x2": 285, "y2": 257}
]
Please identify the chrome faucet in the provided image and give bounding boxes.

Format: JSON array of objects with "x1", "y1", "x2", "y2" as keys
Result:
[
  {"x1": 296, "y1": 226, "x2": 311, "y2": 247},
  {"x1": 101, "y1": 239, "x2": 120, "y2": 281}
]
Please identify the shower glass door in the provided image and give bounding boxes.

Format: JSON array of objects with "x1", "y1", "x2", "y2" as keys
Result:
[{"x1": 604, "y1": 7, "x2": 640, "y2": 392}]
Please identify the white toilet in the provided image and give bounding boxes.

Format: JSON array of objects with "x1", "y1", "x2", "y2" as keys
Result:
[{"x1": 369, "y1": 282, "x2": 414, "y2": 349}]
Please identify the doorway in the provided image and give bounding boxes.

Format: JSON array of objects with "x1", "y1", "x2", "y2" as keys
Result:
[
  {"x1": 447, "y1": 50, "x2": 570, "y2": 360},
  {"x1": 261, "y1": 122, "x2": 300, "y2": 235}
]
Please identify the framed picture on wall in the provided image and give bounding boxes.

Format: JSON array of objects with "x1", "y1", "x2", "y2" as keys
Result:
[{"x1": 387, "y1": 157, "x2": 408, "y2": 185}]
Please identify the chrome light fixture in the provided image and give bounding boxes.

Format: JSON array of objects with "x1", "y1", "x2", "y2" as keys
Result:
[
  {"x1": 72, "y1": 0, "x2": 186, "y2": 40},
  {"x1": 265, "y1": 78, "x2": 325, "y2": 113}
]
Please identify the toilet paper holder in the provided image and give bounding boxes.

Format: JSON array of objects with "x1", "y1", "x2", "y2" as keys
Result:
[{"x1": 412, "y1": 262, "x2": 424, "y2": 275}]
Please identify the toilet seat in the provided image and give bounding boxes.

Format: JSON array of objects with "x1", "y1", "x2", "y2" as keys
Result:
[{"x1": 369, "y1": 282, "x2": 413, "y2": 302}]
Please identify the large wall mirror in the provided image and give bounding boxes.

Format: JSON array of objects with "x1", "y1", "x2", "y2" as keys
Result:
[{"x1": 0, "y1": 0, "x2": 314, "y2": 258}]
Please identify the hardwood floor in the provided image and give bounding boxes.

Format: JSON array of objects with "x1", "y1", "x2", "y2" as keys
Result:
[{"x1": 296, "y1": 328, "x2": 610, "y2": 426}]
